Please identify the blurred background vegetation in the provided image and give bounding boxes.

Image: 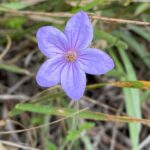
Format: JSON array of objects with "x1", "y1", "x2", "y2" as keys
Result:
[{"x1": 0, "y1": 0, "x2": 150, "y2": 150}]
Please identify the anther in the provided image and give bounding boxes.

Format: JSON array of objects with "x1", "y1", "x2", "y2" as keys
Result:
[{"x1": 65, "y1": 51, "x2": 77, "y2": 62}]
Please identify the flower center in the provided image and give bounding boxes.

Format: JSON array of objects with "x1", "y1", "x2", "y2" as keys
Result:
[{"x1": 65, "y1": 51, "x2": 77, "y2": 62}]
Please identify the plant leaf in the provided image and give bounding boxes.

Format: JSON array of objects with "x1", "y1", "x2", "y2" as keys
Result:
[
  {"x1": 11, "y1": 103, "x2": 150, "y2": 126},
  {"x1": 0, "y1": 63, "x2": 31, "y2": 75}
]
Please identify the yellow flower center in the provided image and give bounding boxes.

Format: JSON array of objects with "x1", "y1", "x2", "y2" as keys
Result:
[{"x1": 65, "y1": 51, "x2": 77, "y2": 62}]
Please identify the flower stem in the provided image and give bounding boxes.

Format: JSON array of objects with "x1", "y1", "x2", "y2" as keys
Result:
[{"x1": 72, "y1": 100, "x2": 79, "y2": 130}]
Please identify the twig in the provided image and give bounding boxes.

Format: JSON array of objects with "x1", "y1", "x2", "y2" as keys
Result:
[
  {"x1": 2, "y1": 9, "x2": 150, "y2": 26},
  {"x1": 90, "y1": 14, "x2": 150, "y2": 26},
  {"x1": 0, "y1": 140, "x2": 40, "y2": 150},
  {"x1": 139, "y1": 135, "x2": 150, "y2": 150},
  {"x1": 7, "y1": 76, "x2": 31, "y2": 94},
  {"x1": 0, "y1": 35, "x2": 11, "y2": 61},
  {"x1": 110, "y1": 103, "x2": 124, "y2": 150},
  {"x1": 83, "y1": 96, "x2": 127, "y2": 115},
  {"x1": 2, "y1": 9, "x2": 72, "y2": 17},
  {"x1": 0, "y1": 94, "x2": 30, "y2": 101}
]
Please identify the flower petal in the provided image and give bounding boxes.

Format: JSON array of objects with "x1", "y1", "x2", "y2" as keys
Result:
[
  {"x1": 36, "y1": 55, "x2": 65, "y2": 87},
  {"x1": 37, "y1": 26, "x2": 68, "y2": 58},
  {"x1": 78, "y1": 48, "x2": 114, "y2": 75},
  {"x1": 61, "y1": 63, "x2": 86, "y2": 100},
  {"x1": 64, "y1": 11, "x2": 93, "y2": 50}
]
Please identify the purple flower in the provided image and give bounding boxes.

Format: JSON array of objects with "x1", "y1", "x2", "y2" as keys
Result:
[{"x1": 36, "y1": 11, "x2": 114, "y2": 100}]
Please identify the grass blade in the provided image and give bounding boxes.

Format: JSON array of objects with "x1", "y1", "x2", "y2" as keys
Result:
[
  {"x1": 12, "y1": 103, "x2": 149, "y2": 126},
  {"x1": 0, "y1": 63, "x2": 31, "y2": 75}
]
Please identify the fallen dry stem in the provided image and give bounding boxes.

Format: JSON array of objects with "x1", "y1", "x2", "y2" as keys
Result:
[
  {"x1": 0, "y1": 140, "x2": 40, "y2": 150},
  {"x1": 0, "y1": 35, "x2": 11, "y2": 61},
  {"x1": 3, "y1": 9, "x2": 150, "y2": 26}
]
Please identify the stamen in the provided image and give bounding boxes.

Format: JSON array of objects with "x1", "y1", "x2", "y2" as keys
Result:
[{"x1": 65, "y1": 51, "x2": 77, "y2": 62}]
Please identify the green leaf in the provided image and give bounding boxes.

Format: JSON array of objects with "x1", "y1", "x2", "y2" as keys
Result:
[
  {"x1": 31, "y1": 115, "x2": 44, "y2": 126},
  {"x1": 45, "y1": 141, "x2": 57, "y2": 150},
  {"x1": 10, "y1": 80, "x2": 150, "y2": 116},
  {"x1": 96, "y1": 29, "x2": 141, "y2": 150},
  {"x1": 71, "y1": 0, "x2": 106, "y2": 13},
  {"x1": 5, "y1": 17, "x2": 27, "y2": 29},
  {"x1": 81, "y1": 135, "x2": 93, "y2": 150},
  {"x1": 94, "y1": 28, "x2": 128, "y2": 50},
  {"x1": 114, "y1": 30, "x2": 150, "y2": 69},
  {"x1": 0, "y1": 2, "x2": 30, "y2": 10},
  {"x1": 118, "y1": 48, "x2": 141, "y2": 150},
  {"x1": 14, "y1": 104, "x2": 106, "y2": 120},
  {"x1": 9, "y1": 108, "x2": 23, "y2": 116},
  {"x1": 128, "y1": 25, "x2": 150, "y2": 42},
  {"x1": 66, "y1": 122, "x2": 94, "y2": 142},
  {"x1": 0, "y1": 63, "x2": 31, "y2": 75},
  {"x1": 135, "y1": 3, "x2": 150, "y2": 16},
  {"x1": 11, "y1": 103, "x2": 149, "y2": 126}
]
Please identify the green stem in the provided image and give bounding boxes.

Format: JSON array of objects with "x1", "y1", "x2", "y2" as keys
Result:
[{"x1": 72, "y1": 101, "x2": 79, "y2": 130}]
